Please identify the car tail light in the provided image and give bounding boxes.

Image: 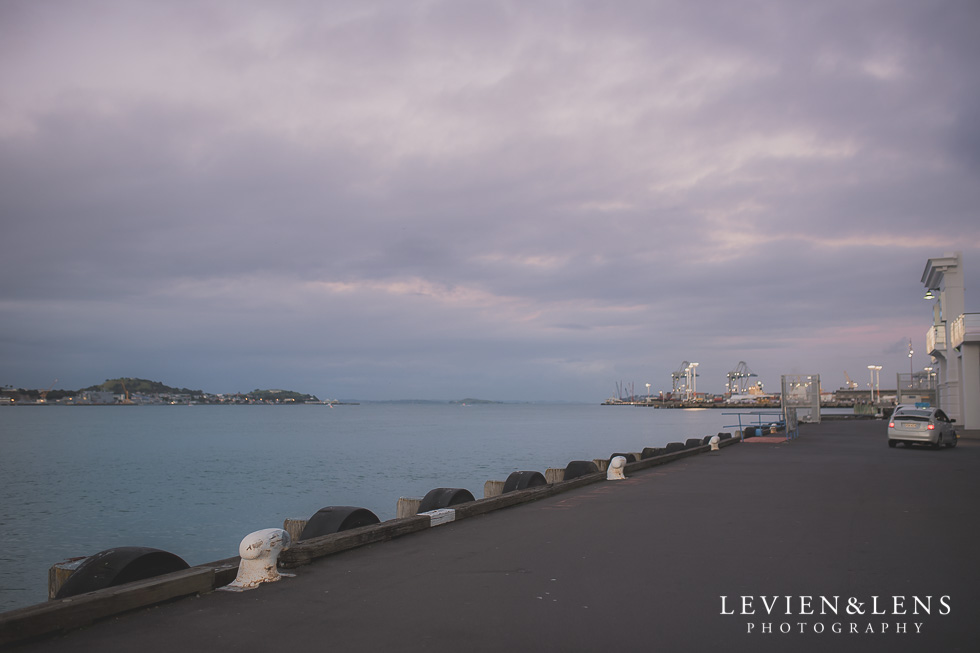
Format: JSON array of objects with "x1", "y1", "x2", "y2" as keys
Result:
[
  {"x1": 888, "y1": 422, "x2": 895, "y2": 428},
  {"x1": 927, "y1": 424, "x2": 935, "y2": 430}
]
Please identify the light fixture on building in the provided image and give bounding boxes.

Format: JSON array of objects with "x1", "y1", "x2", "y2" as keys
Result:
[{"x1": 924, "y1": 289, "x2": 935, "y2": 300}]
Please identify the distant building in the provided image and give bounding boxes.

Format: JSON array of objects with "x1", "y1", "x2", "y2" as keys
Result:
[
  {"x1": 74, "y1": 390, "x2": 116, "y2": 405},
  {"x1": 921, "y1": 252, "x2": 980, "y2": 430}
]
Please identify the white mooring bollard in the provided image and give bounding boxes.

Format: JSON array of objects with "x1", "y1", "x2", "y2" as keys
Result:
[
  {"x1": 710, "y1": 435, "x2": 721, "y2": 451},
  {"x1": 221, "y1": 528, "x2": 295, "y2": 592},
  {"x1": 607, "y1": 456, "x2": 627, "y2": 481}
]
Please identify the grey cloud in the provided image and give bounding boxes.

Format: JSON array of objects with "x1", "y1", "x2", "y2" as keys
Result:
[{"x1": 1, "y1": 0, "x2": 978, "y2": 398}]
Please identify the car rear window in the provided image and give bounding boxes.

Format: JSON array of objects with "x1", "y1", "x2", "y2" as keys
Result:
[{"x1": 895, "y1": 409, "x2": 931, "y2": 418}]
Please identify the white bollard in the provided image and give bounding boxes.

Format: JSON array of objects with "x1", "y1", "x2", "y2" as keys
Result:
[
  {"x1": 607, "y1": 456, "x2": 627, "y2": 480},
  {"x1": 221, "y1": 528, "x2": 294, "y2": 592},
  {"x1": 710, "y1": 435, "x2": 721, "y2": 451}
]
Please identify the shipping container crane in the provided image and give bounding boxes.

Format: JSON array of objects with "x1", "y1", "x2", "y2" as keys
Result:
[
  {"x1": 726, "y1": 362, "x2": 757, "y2": 396},
  {"x1": 671, "y1": 361, "x2": 691, "y2": 395}
]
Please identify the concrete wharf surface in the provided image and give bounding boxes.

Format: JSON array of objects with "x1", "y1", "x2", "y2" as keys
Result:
[{"x1": 12, "y1": 420, "x2": 980, "y2": 652}]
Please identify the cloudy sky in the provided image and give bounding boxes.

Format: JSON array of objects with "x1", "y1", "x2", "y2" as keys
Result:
[{"x1": 1, "y1": 0, "x2": 978, "y2": 401}]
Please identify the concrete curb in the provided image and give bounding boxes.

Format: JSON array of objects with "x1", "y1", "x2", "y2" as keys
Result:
[
  {"x1": 0, "y1": 437, "x2": 741, "y2": 646},
  {"x1": 280, "y1": 516, "x2": 432, "y2": 567},
  {"x1": 0, "y1": 558, "x2": 239, "y2": 647}
]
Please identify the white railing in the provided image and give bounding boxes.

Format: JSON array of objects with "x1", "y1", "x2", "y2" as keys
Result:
[
  {"x1": 926, "y1": 322, "x2": 946, "y2": 355},
  {"x1": 950, "y1": 313, "x2": 980, "y2": 349}
]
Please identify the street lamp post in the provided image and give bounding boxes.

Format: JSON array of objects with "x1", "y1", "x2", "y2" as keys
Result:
[
  {"x1": 868, "y1": 365, "x2": 876, "y2": 404},
  {"x1": 908, "y1": 339, "x2": 914, "y2": 387}
]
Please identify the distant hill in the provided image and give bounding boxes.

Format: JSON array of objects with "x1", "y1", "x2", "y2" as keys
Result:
[
  {"x1": 449, "y1": 398, "x2": 502, "y2": 404},
  {"x1": 78, "y1": 379, "x2": 319, "y2": 402},
  {"x1": 82, "y1": 378, "x2": 202, "y2": 395},
  {"x1": 247, "y1": 389, "x2": 319, "y2": 402}
]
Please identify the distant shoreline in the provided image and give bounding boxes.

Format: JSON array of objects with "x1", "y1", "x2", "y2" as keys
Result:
[{"x1": 0, "y1": 402, "x2": 361, "y2": 407}]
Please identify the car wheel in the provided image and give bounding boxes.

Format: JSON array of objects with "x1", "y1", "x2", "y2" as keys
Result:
[
  {"x1": 948, "y1": 433, "x2": 957, "y2": 448},
  {"x1": 933, "y1": 434, "x2": 943, "y2": 450},
  {"x1": 888, "y1": 439, "x2": 897, "y2": 448}
]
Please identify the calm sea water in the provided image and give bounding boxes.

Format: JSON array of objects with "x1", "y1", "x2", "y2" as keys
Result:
[{"x1": 0, "y1": 403, "x2": 782, "y2": 612}]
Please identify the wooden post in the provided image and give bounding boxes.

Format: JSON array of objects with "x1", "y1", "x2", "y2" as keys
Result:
[
  {"x1": 544, "y1": 468, "x2": 565, "y2": 484},
  {"x1": 282, "y1": 518, "x2": 308, "y2": 544},
  {"x1": 48, "y1": 557, "x2": 87, "y2": 600},
  {"x1": 396, "y1": 497, "x2": 422, "y2": 519},
  {"x1": 483, "y1": 480, "x2": 505, "y2": 498}
]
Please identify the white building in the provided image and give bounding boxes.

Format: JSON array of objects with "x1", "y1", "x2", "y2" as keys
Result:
[{"x1": 922, "y1": 252, "x2": 980, "y2": 430}]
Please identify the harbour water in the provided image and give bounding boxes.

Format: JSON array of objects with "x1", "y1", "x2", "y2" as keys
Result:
[{"x1": 0, "y1": 403, "x2": 789, "y2": 612}]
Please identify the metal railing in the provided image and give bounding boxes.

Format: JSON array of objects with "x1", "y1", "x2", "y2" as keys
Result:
[
  {"x1": 950, "y1": 313, "x2": 980, "y2": 349},
  {"x1": 722, "y1": 410, "x2": 797, "y2": 441}
]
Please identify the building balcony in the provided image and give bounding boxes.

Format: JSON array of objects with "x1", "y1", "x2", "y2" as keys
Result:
[
  {"x1": 950, "y1": 313, "x2": 980, "y2": 349},
  {"x1": 926, "y1": 323, "x2": 946, "y2": 356}
]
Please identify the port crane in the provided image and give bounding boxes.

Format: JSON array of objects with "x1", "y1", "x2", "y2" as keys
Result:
[
  {"x1": 726, "y1": 362, "x2": 757, "y2": 396},
  {"x1": 671, "y1": 362, "x2": 700, "y2": 400},
  {"x1": 615, "y1": 381, "x2": 636, "y2": 402},
  {"x1": 671, "y1": 362, "x2": 691, "y2": 395},
  {"x1": 39, "y1": 378, "x2": 58, "y2": 403},
  {"x1": 843, "y1": 371, "x2": 858, "y2": 390},
  {"x1": 120, "y1": 379, "x2": 133, "y2": 405}
]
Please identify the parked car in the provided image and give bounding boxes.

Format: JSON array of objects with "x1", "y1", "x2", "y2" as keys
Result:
[{"x1": 887, "y1": 407, "x2": 957, "y2": 448}]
